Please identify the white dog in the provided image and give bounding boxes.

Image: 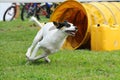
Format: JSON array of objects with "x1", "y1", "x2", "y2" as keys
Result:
[{"x1": 26, "y1": 16, "x2": 78, "y2": 63}]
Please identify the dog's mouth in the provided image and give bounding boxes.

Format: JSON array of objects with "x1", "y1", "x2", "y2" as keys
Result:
[{"x1": 65, "y1": 30, "x2": 77, "y2": 36}]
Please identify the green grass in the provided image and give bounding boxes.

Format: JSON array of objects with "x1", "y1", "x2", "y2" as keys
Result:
[{"x1": 0, "y1": 17, "x2": 120, "y2": 80}]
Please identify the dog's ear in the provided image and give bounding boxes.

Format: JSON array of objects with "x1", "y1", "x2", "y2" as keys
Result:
[
  {"x1": 63, "y1": 21, "x2": 71, "y2": 27},
  {"x1": 53, "y1": 21, "x2": 66, "y2": 29},
  {"x1": 53, "y1": 21, "x2": 63, "y2": 29},
  {"x1": 53, "y1": 21, "x2": 59, "y2": 27},
  {"x1": 64, "y1": 20, "x2": 67, "y2": 23}
]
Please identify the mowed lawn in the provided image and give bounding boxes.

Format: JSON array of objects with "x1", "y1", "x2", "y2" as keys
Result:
[{"x1": 0, "y1": 17, "x2": 120, "y2": 80}]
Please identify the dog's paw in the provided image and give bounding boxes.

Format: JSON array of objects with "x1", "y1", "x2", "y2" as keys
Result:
[
  {"x1": 44, "y1": 58, "x2": 51, "y2": 63},
  {"x1": 28, "y1": 57, "x2": 36, "y2": 61},
  {"x1": 26, "y1": 50, "x2": 31, "y2": 58}
]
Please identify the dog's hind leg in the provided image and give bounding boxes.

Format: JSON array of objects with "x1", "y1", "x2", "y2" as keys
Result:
[
  {"x1": 31, "y1": 54, "x2": 50, "y2": 63},
  {"x1": 29, "y1": 52, "x2": 49, "y2": 61},
  {"x1": 44, "y1": 56, "x2": 51, "y2": 63},
  {"x1": 26, "y1": 30, "x2": 43, "y2": 58},
  {"x1": 28, "y1": 41, "x2": 44, "y2": 61},
  {"x1": 32, "y1": 52, "x2": 51, "y2": 62},
  {"x1": 28, "y1": 44, "x2": 50, "y2": 62}
]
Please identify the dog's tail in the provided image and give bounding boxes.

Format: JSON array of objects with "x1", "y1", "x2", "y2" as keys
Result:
[{"x1": 30, "y1": 16, "x2": 43, "y2": 28}]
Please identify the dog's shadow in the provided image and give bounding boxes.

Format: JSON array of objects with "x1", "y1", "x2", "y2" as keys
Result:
[{"x1": 24, "y1": 60, "x2": 49, "y2": 65}]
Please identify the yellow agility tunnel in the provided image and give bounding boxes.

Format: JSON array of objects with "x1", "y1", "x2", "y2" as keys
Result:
[
  {"x1": 91, "y1": 24, "x2": 120, "y2": 51},
  {"x1": 50, "y1": 0, "x2": 120, "y2": 50}
]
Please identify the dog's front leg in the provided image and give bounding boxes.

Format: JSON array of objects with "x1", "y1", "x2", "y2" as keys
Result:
[
  {"x1": 28, "y1": 42, "x2": 48, "y2": 61},
  {"x1": 26, "y1": 30, "x2": 43, "y2": 58},
  {"x1": 28, "y1": 43, "x2": 41, "y2": 61},
  {"x1": 26, "y1": 45, "x2": 34, "y2": 58}
]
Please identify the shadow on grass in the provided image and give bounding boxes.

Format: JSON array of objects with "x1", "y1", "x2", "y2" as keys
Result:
[{"x1": 22, "y1": 59, "x2": 49, "y2": 66}]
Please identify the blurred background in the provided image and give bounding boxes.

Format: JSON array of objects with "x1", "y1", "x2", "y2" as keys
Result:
[
  {"x1": 0, "y1": 0, "x2": 119, "y2": 21},
  {"x1": 0, "y1": 2, "x2": 60, "y2": 21}
]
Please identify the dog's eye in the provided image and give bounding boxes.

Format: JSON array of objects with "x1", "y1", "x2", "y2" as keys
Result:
[{"x1": 66, "y1": 24, "x2": 70, "y2": 27}]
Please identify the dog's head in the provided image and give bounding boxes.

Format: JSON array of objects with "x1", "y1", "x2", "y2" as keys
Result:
[{"x1": 53, "y1": 21, "x2": 78, "y2": 36}]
